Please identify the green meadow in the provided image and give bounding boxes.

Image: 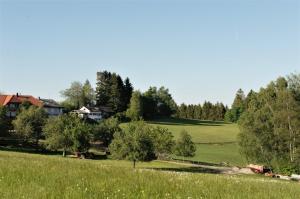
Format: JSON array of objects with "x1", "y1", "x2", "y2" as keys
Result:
[
  {"x1": 0, "y1": 151, "x2": 299, "y2": 199},
  {"x1": 146, "y1": 118, "x2": 246, "y2": 166}
]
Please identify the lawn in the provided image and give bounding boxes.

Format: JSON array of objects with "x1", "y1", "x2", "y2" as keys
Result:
[{"x1": 0, "y1": 151, "x2": 299, "y2": 199}]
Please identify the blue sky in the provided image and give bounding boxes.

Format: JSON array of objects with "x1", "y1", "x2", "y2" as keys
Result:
[{"x1": 0, "y1": 0, "x2": 299, "y2": 106}]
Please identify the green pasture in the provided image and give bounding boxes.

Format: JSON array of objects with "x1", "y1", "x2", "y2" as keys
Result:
[{"x1": 0, "y1": 151, "x2": 299, "y2": 199}]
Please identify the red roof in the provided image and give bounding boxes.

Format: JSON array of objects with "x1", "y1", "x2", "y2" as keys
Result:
[{"x1": 0, "y1": 94, "x2": 42, "y2": 107}]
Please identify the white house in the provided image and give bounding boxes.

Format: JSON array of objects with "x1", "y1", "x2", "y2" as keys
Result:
[{"x1": 72, "y1": 106, "x2": 103, "y2": 121}]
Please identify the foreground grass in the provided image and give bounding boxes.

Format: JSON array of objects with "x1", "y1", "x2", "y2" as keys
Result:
[{"x1": 0, "y1": 151, "x2": 299, "y2": 199}]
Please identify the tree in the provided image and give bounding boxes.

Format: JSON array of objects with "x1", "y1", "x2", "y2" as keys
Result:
[
  {"x1": 96, "y1": 71, "x2": 133, "y2": 113},
  {"x1": 96, "y1": 71, "x2": 112, "y2": 107},
  {"x1": 92, "y1": 117, "x2": 121, "y2": 147},
  {"x1": 150, "y1": 126, "x2": 175, "y2": 159},
  {"x1": 43, "y1": 115, "x2": 73, "y2": 157},
  {"x1": 109, "y1": 73, "x2": 123, "y2": 113},
  {"x1": 226, "y1": 89, "x2": 246, "y2": 122},
  {"x1": 238, "y1": 75, "x2": 300, "y2": 173},
  {"x1": 123, "y1": 77, "x2": 134, "y2": 109},
  {"x1": 126, "y1": 91, "x2": 143, "y2": 121},
  {"x1": 288, "y1": 73, "x2": 300, "y2": 101},
  {"x1": 142, "y1": 87, "x2": 158, "y2": 119},
  {"x1": 69, "y1": 118, "x2": 91, "y2": 154},
  {"x1": 194, "y1": 104, "x2": 202, "y2": 119},
  {"x1": 44, "y1": 114, "x2": 91, "y2": 156},
  {"x1": 61, "y1": 81, "x2": 84, "y2": 109},
  {"x1": 13, "y1": 106, "x2": 48, "y2": 148},
  {"x1": 109, "y1": 121, "x2": 155, "y2": 168},
  {"x1": 82, "y1": 80, "x2": 95, "y2": 106},
  {"x1": 174, "y1": 130, "x2": 196, "y2": 158},
  {"x1": 0, "y1": 106, "x2": 10, "y2": 137},
  {"x1": 202, "y1": 101, "x2": 213, "y2": 120},
  {"x1": 142, "y1": 86, "x2": 177, "y2": 119},
  {"x1": 157, "y1": 87, "x2": 177, "y2": 117},
  {"x1": 61, "y1": 80, "x2": 95, "y2": 109},
  {"x1": 177, "y1": 103, "x2": 188, "y2": 118}
]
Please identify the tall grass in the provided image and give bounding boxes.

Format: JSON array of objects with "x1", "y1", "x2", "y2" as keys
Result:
[{"x1": 0, "y1": 151, "x2": 299, "y2": 199}]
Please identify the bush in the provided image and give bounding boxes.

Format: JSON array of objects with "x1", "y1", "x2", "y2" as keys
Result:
[{"x1": 174, "y1": 130, "x2": 196, "y2": 158}]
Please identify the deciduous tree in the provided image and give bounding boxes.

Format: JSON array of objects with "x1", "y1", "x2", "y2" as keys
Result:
[
  {"x1": 13, "y1": 106, "x2": 48, "y2": 147},
  {"x1": 109, "y1": 121, "x2": 155, "y2": 168},
  {"x1": 126, "y1": 91, "x2": 143, "y2": 121}
]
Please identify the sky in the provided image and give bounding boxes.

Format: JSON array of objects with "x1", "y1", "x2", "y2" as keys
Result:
[{"x1": 0, "y1": 0, "x2": 299, "y2": 106}]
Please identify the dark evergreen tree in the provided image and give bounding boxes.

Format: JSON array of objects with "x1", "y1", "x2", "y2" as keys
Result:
[
  {"x1": 96, "y1": 71, "x2": 112, "y2": 107},
  {"x1": 96, "y1": 71, "x2": 133, "y2": 113},
  {"x1": 141, "y1": 86, "x2": 177, "y2": 119},
  {"x1": 108, "y1": 73, "x2": 123, "y2": 112},
  {"x1": 123, "y1": 77, "x2": 134, "y2": 110}
]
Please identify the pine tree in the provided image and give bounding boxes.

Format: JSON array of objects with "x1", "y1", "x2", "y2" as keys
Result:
[
  {"x1": 96, "y1": 71, "x2": 112, "y2": 107},
  {"x1": 123, "y1": 77, "x2": 134, "y2": 110}
]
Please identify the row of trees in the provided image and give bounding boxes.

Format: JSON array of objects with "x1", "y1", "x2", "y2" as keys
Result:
[
  {"x1": 60, "y1": 70, "x2": 233, "y2": 122},
  {"x1": 176, "y1": 102, "x2": 227, "y2": 121},
  {"x1": 238, "y1": 74, "x2": 300, "y2": 173},
  {"x1": 110, "y1": 120, "x2": 196, "y2": 168},
  {"x1": 1, "y1": 104, "x2": 196, "y2": 167}
]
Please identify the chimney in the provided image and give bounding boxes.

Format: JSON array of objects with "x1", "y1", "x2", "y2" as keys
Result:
[{"x1": 16, "y1": 92, "x2": 19, "y2": 97}]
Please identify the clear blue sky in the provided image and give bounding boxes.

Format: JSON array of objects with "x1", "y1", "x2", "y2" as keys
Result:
[{"x1": 0, "y1": 0, "x2": 299, "y2": 106}]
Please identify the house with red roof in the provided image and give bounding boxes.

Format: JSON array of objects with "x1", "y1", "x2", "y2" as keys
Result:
[{"x1": 0, "y1": 93, "x2": 63, "y2": 117}]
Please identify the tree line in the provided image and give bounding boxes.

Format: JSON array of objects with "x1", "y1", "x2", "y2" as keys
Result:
[
  {"x1": 176, "y1": 102, "x2": 227, "y2": 121},
  {"x1": 60, "y1": 70, "x2": 233, "y2": 122}
]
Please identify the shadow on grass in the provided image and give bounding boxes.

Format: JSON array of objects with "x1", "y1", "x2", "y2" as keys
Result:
[
  {"x1": 150, "y1": 166, "x2": 223, "y2": 174},
  {"x1": 0, "y1": 145, "x2": 62, "y2": 156},
  {"x1": 0, "y1": 144, "x2": 108, "y2": 160},
  {"x1": 171, "y1": 158, "x2": 222, "y2": 167},
  {"x1": 149, "y1": 118, "x2": 229, "y2": 127}
]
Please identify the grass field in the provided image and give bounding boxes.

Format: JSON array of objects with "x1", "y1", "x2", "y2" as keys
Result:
[
  {"x1": 144, "y1": 118, "x2": 246, "y2": 166},
  {"x1": 148, "y1": 118, "x2": 239, "y2": 144},
  {"x1": 0, "y1": 151, "x2": 299, "y2": 199}
]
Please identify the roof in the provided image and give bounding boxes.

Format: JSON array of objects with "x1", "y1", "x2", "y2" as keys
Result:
[
  {"x1": 0, "y1": 94, "x2": 42, "y2": 107},
  {"x1": 77, "y1": 106, "x2": 114, "y2": 113},
  {"x1": 86, "y1": 106, "x2": 114, "y2": 113},
  {"x1": 99, "y1": 106, "x2": 114, "y2": 113},
  {"x1": 39, "y1": 98, "x2": 63, "y2": 108}
]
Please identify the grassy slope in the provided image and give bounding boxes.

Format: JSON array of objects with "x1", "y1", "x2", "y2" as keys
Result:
[
  {"x1": 0, "y1": 151, "x2": 299, "y2": 199},
  {"x1": 144, "y1": 118, "x2": 246, "y2": 166},
  {"x1": 147, "y1": 118, "x2": 239, "y2": 144}
]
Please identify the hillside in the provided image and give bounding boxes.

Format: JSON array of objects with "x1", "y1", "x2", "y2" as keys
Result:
[
  {"x1": 0, "y1": 151, "x2": 299, "y2": 199},
  {"x1": 146, "y1": 118, "x2": 246, "y2": 166}
]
